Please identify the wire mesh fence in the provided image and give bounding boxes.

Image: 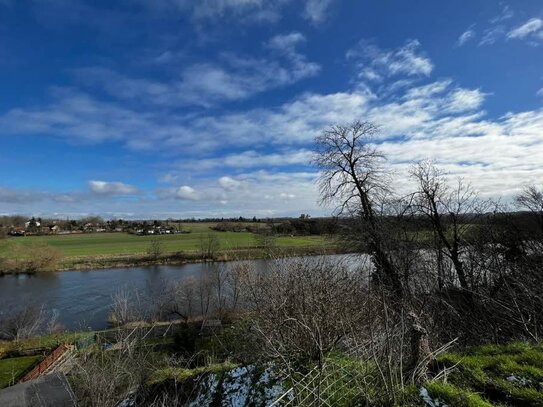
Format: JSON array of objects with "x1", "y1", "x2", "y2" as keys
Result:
[{"x1": 270, "y1": 356, "x2": 376, "y2": 407}]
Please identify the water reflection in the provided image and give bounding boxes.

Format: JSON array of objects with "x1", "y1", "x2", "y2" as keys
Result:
[{"x1": 0, "y1": 254, "x2": 364, "y2": 331}]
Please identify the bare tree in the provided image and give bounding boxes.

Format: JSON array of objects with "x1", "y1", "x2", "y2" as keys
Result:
[
  {"x1": 240, "y1": 257, "x2": 370, "y2": 366},
  {"x1": 197, "y1": 273, "x2": 213, "y2": 318},
  {"x1": 255, "y1": 232, "x2": 277, "y2": 257},
  {"x1": 159, "y1": 278, "x2": 196, "y2": 321},
  {"x1": 226, "y1": 263, "x2": 248, "y2": 311},
  {"x1": 209, "y1": 264, "x2": 228, "y2": 315},
  {"x1": 410, "y1": 160, "x2": 490, "y2": 291},
  {"x1": 199, "y1": 232, "x2": 220, "y2": 260},
  {"x1": 110, "y1": 286, "x2": 146, "y2": 326},
  {"x1": 313, "y1": 120, "x2": 402, "y2": 297},
  {"x1": 0, "y1": 305, "x2": 55, "y2": 340},
  {"x1": 516, "y1": 185, "x2": 543, "y2": 234},
  {"x1": 146, "y1": 237, "x2": 163, "y2": 261}
]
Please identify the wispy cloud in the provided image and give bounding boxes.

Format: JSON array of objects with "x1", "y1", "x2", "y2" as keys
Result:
[
  {"x1": 479, "y1": 26, "x2": 505, "y2": 46},
  {"x1": 132, "y1": 0, "x2": 336, "y2": 24},
  {"x1": 0, "y1": 187, "x2": 46, "y2": 204},
  {"x1": 489, "y1": 5, "x2": 514, "y2": 24},
  {"x1": 74, "y1": 33, "x2": 319, "y2": 107},
  {"x1": 167, "y1": 149, "x2": 313, "y2": 175},
  {"x1": 347, "y1": 39, "x2": 433, "y2": 82},
  {"x1": 106, "y1": 0, "x2": 285, "y2": 24},
  {"x1": 507, "y1": 18, "x2": 543, "y2": 40},
  {"x1": 456, "y1": 29, "x2": 476, "y2": 47},
  {"x1": 303, "y1": 0, "x2": 335, "y2": 23},
  {"x1": 474, "y1": 7, "x2": 543, "y2": 47},
  {"x1": 3, "y1": 36, "x2": 543, "y2": 216}
]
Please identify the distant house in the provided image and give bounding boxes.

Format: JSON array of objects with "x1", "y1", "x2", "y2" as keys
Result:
[
  {"x1": 51, "y1": 225, "x2": 61, "y2": 234},
  {"x1": 9, "y1": 228, "x2": 25, "y2": 237},
  {"x1": 24, "y1": 219, "x2": 41, "y2": 229},
  {"x1": 40, "y1": 226, "x2": 52, "y2": 235}
]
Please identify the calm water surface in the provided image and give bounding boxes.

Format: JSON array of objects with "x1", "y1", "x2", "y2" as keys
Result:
[{"x1": 0, "y1": 255, "x2": 361, "y2": 331}]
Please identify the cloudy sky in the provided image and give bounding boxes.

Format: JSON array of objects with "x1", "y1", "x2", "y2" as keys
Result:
[{"x1": 1, "y1": 0, "x2": 542, "y2": 219}]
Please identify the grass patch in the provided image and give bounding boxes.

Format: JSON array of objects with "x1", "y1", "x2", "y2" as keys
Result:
[
  {"x1": 0, "y1": 226, "x2": 329, "y2": 260},
  {"x1": 0, "y1": 331, "x2": 92, "y2": 359},
  {"x1": 0, "y1": 355, "x2": 42, "y2": 388},
  {"x1": 425, "y1": 382, "x2": 494, "y2": 407},
  {"x1": 432, "y1": 342, "x2": 543, "y2": 406}
]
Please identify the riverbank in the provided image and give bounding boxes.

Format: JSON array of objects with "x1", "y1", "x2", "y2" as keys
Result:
[
  {"x1": 58, "y1": 245, "x2": 347, "y2": 271},
  {"x1": 0, "y1": 244, "x2": 347, "y2": 274},
  {"x1": 0, "y1": 229, "x2": 342, "y2": 274}
]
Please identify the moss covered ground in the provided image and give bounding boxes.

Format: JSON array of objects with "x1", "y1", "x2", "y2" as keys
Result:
[
  {"x1": 4, "y1": 330, "x2": 543, "y2": 406},
  {"x1": 427, "y1": 342, "x2": 543, "y2": 406}
]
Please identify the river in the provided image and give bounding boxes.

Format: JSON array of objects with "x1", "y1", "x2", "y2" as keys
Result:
[{"x1": 0, "y1": 255, "x2": 362, "y2": 331}]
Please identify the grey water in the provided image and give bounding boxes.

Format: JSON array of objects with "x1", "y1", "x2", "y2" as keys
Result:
[{"x1": 0, "y1": 255, "x2": 362, "y2": 331}]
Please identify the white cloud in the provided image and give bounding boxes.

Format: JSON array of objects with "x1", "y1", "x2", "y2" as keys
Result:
[
  {"x1": 158, "y1": 173, "x2": 180, "y2": 184},
  {"x1": 0, "y1": 78, "x2": 485, "y2": 155},
  {"x1": 5, "y1": 37, "x2": 543, "y2": 216},
  {"x1": 380, "y1": 107, "x2": 543, "y2": 197},
  {"x1": 303, "y1": 0, "x2": 334, "y2": 23},
  {"x1": 347, "y1": 39, "x2": 433, "y2": 81},
  {"x1": 444, "y1": 88, "x2": 486, "y2": 113},
  {"x1": 88, "y1": 180, "x2": 138, "y2": 195},
  {"x1": 75, "y1": 34, "x2": 319, "y2": 107},
  {"x1": 537, "y1": 88, "x2": 543, "y2": 97},
  {"x1": 174, "y1": 186, "x2": 200, "y2": 201},
  {"x1": 173, "y1": 149, "x2": 313, "y2": 172},
  {"x1": 507, "y1": 18, "x2": 543, "y2": 39},
  {"x1": 151, "y1": 171, "x2": 318, "y2": 217},
  {"x1": 280, "y1": 192, "x2": 296, "y2": 199},
  {"x1": 267, "y1": 32, "x2": 306, "y2": 53},
  {"x1": 218, "y1": 176, "x2": 245, "y2": 191},
  {"x1": 456, "y1": 29, "x2": 475, "y2": 46}
]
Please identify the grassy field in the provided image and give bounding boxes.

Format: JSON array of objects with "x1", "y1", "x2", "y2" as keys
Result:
[
  {"x1": 0, "y1": 355, "x2": 42, "y2": 388},
  {"x1": 0, "y1": 223, "x2": 329, "y2": 259}
]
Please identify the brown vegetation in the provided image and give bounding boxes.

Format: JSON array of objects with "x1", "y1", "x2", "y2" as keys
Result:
[{"x1": 0, "y1": 243, "x2": 62, "y2": 275}]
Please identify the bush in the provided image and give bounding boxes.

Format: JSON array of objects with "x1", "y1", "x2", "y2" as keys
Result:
[
  {"x1": 0, "y1": 242, "x2": 62, "y2": 274},
  {"x1": 24, "y1": 243, "x2": 62, "y2": 273}
]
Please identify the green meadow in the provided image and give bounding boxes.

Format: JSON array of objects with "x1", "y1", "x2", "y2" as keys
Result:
[{"x1": 0, "y1": 223, "x2": 328, "y2": 259}]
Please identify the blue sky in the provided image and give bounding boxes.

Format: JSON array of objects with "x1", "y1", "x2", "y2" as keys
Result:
[{"x1": 1, "y1": 0, "x2": 542, "y2": 219}]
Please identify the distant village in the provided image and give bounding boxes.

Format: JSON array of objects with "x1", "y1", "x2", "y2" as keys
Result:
[
  {"x1": 0, "y1": 214, "x2": 338, "y2": 238},
  {"x1": 1, "y1": 216, "x2": 185, "y2": 237}
]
